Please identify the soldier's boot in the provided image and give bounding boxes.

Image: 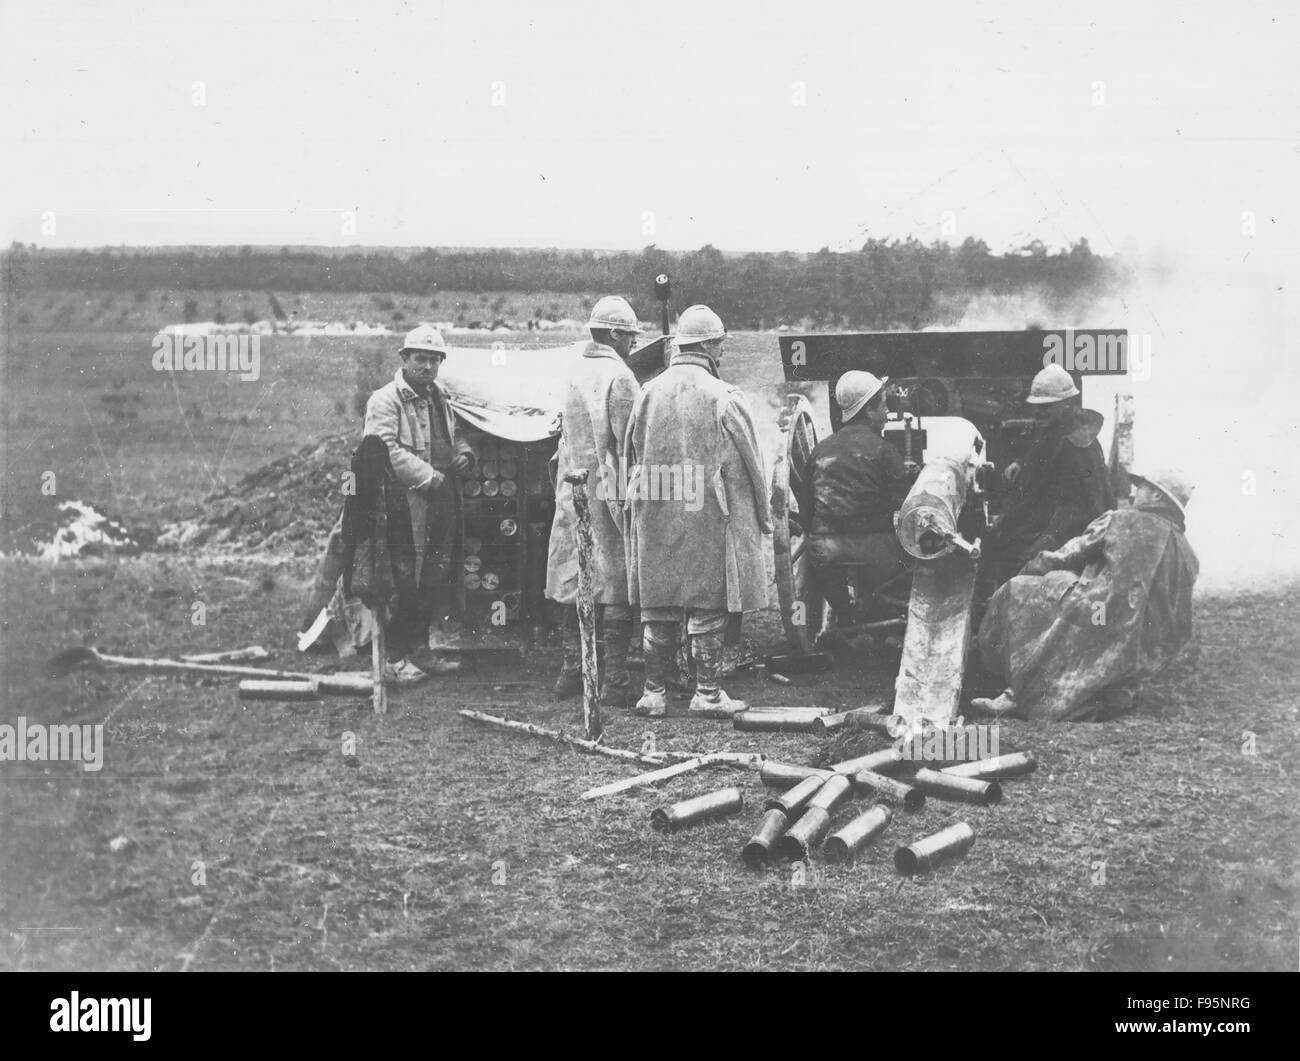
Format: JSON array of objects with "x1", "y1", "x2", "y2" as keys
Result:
[
  {"x1": 634, "y1": 622, "x2": 674, "y2": 717},
  {"x1": 687, "y1": 630, "x2": 746, "y2": 717},
  {"x1": 599, "y1": 619, "x2": 634, "y2": 710},
  {"x1": 553, "y1": 605, "x2": 583, "y2": 701}
]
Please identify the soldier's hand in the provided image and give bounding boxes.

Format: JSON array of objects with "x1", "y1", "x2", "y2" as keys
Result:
[
  {"x1": 422, "y1": 470, "x2": 447, "y2": 494},
  {"x1": 450, "y1": 454, "x2": 471, "y2": 475},
  {"x1": 903, "y1": 459, "x2": 921, "y2": 477}
]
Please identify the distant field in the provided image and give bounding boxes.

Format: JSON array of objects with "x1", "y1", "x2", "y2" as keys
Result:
[{"x1": 7, "y1": 289, "x2": 607, "y2": 333}]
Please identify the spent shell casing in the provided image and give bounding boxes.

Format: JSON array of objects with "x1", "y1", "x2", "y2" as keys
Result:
[
  {"x1": 824, "y1": 805, "x2": 893, "y2": 862},
  {"x1": 763, "y1": 774, "x2": 826, "y2": 816},
  {"x1": 773, "y1": 807, "x2": 832, "y2": 862},
  {"x1": 651, "y1": 786, "x2": 744, "y2": 832},
  {"x1": 805, "y1": 772, "x2": 853, "y2": 813},
  {"x1": 742, "y1": 809, "x2": 789, "y2": 868},
  {"x1": 759, "y1": 761, "x2": 834, "y2": 789},
  {"x1": 831, "y1": 747, "x2": 905, "y2": 776},
  {"x1": 894, "y1": 821, "x2": 976, "y2": 874},
  {"x1": 912, "y1": 768, "x2": 1002, "y2": 805},
  {"x1": 735, "y1": 710, "x2": 824, "y2": 733},
  {"x1": 852, "y1": 769, "x2": 925, "y2": 811},
  {"x1": 941, "y1": 750, "x2": 1037, "y2": 780}
]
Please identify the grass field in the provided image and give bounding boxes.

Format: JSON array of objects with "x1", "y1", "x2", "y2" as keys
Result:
[{"x1": 1, "y1": 324, "x2": 1297, "y2": 971}]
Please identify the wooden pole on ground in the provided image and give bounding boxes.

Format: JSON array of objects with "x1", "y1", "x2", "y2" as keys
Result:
[
  {"x1": 458, "y1": 709, "x2": 666, "y2": 766},
  {"x1": 579, "y1": 752, "x2": 764, "y2": 801},
  {"x1": 371, "y1": 609, "x2": 387, "y2": 715},
  {"x1": 564, "y1": 470, "x2": 602, "y2": 740}
]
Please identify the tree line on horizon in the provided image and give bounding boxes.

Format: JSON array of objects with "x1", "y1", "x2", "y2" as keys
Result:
[{"x1": 3, "y1": 239, "x2": 1124, "y2": 330}]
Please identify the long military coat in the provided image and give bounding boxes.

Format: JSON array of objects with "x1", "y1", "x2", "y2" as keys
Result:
[
  {"x1": 546, "y1": 342, "x2": 639, "y2": 605},
  {"x1": 364, "y1": 368, "x2": 476, "y2": 601},
  {"x1": 623, "y1": 350, "x2": 772, "y2": 613}
]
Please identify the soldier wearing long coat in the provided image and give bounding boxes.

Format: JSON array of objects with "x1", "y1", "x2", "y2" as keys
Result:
[
  {"x1": 545, "y1": 296, "x2": 642, "y2": 706},
  {"x1": 363, "y1": 327, "x2": 476, "y2": 680},
  {"x1": 624, "y1": 305, "x2": 772, "y2": 717}
]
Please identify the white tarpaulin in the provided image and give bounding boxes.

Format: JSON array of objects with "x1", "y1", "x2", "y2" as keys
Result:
[
  {"x1": 438, "y1": 338, "x2": 673, "y2": 443},
  {"x1": 438, "y1": 341, "x2": 585, "y2": 442}
]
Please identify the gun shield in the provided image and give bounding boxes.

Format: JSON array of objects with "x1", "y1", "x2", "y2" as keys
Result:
[
  {"x1": 806, "y1": 772, "x2": 853, "y2": 814},
  {"x1": 763, "y1": 774, "x2": 826, "y2": 816},
  {"x1": 774, "y1": 808, "x2": 832, "y2": 862},
  {"x1": 760, "y1": 761, "x2": 834, "y2": 789},
  {"x1": 651, "y1": 786, "x2": 744, "y2": 832},
  {"x1": 895, "y1": 821, "x2": 976, "y2": 874},
  {"x1": 942, "y1": 751, "x2": 1037, "y2": 780},
  {"x1": 912, "y1": 768, "x2": 1002, "y2": 805},
  {"x1": 742, "y1": 809, "x2": 789, "y2": 868},
  {"x1": 824, "y1": 805, "x2": 893, "y2": 863},
  {"x1": 852, "y1": 769, "x2": 925, "y2": 811}
]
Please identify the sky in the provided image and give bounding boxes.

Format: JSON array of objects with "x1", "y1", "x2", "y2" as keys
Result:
[{"x1": 2, "y1": 0, "x2": 1297, "y2": 265}]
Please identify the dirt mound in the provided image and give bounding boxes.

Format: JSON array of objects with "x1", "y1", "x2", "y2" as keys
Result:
[{"x1": 158, "y1": 435, "x2": 352, "y2": 556}]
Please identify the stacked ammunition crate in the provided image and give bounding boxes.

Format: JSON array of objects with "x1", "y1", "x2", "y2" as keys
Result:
[{"x1": 460, "y1": 427, "x2": 557, "y2": 626}]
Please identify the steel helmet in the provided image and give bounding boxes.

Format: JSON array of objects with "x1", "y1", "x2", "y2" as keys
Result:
[
  {"x1": 835, "y1": 371, "x2": 889, "y2": 423},
  {"x1": 588, "y1": 295, "x2": 640, "y2": 332},
  {"x1": 401, "y1": 326, "x2": 448, "y2": 357},
  {"x1": 674, "y1": 304, "x2": 727, "y2": 347},
  {"x1": 1130, "y1": 466, "x2": 1193, "y2": 515},
  {"x1": 1027, "y1": 364, "x2": 1079, "y2": 403}
]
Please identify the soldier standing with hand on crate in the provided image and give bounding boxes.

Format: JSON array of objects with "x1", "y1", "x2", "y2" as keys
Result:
[
  {"x1": 365, "y1": 326, "x2": 477, "y2": 683},
  {"x1": 546, "y1": 296, "x2": 643, "y2": 708}
]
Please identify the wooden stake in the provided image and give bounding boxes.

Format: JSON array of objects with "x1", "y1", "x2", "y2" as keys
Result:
[
  {"x1": 565, "y1": 470, "x2": 602, "y2": 740},
  {"x1": 371, "y1": 609, "x2": 387, "y2": 716}
]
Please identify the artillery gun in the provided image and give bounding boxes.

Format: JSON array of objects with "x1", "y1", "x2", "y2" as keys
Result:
[{"x1": 770, "y1": 329, "x2": 1132, "y2": 719}]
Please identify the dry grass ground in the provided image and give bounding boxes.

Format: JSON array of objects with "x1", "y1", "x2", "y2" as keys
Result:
[
  {"x1": 1, "y1": 325, "x2": 1296, "y2": 971},
  {"x1": 0, "y1": 558, "x2": 1295, "y2": 971}
]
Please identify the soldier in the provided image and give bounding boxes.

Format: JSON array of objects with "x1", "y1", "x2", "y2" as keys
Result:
[
  {"x1": 977, "y1": 363, "x2": 1114, "y2": 600},
  {"x1": 625, "y1": 304, "x2": 772, "y2": 718},
  {"x1": 364, "y1": 326, "x2": 476, "y2": 682},
  {"x1": 804, "y1": 371, "x2": 914, "y2": 629},
  {"x1": 546, "y1": 296, "x2": 642, "y2": 707},
  {"x1": 973, "y1": 467, "x2": 1198, "y2": 721}
]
